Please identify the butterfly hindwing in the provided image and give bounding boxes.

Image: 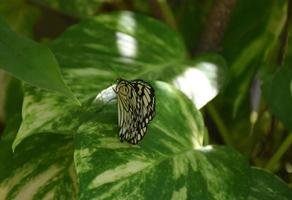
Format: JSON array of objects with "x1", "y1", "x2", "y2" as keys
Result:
[
  {"x1": 116, "y1": 79, "x2": 155, "y2": 144},
  {"x1": 130, "y1": 80, "x2": 155, "y2": 123}
]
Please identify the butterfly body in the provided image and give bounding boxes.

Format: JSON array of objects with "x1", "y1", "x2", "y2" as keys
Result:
[{"x1": 115, "y1": 79, "x2": 156, "y2": 144}]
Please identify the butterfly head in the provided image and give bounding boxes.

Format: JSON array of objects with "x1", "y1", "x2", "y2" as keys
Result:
[{"x1": 115, "y1": 78, "x2": 130, "y2": 96}]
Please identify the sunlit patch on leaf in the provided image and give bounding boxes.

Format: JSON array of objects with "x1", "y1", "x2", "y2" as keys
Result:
[{"x1": 173, "y1": 55, "x2": 227, "y2": 109}]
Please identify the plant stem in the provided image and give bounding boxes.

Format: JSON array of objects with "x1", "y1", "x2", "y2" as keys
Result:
[
  {"x1": 265, "y1": 133, "x2": 292, "y2": 171},
  {"x1": 207, "y1": 103, "x2": 233, "y2": 146},
  {"x1": 148, "y1": 0, "x2": 177, "y2": 30},
  {"x1": 276, "y1": 0, "x2": 292, "y2": 66},
  {"x1": 158, "y1": 0, "x2": 177, "y2": 29}
]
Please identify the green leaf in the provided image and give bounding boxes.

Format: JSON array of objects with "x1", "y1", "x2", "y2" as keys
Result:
[
  {"x1": 50, "y1": 11, "x2": 186, "y2": 72},
  {"x1": 1, "y1": 114, "x2": 77, "y2": 199},
  {"x1": 13, "y1": 11, "x2": 226, "y2": 150},
  {"x1": 0, "y1": 134, "x2": 77, "y2": 199},
  {"x1": 172, "y1": 54, "x2": 227, "y2": 109},
  {"x1": 262, "y1": 66, "x2": 292, "y2": 130},
  {"x1": 222, "y1": 0, "x2": 287, "y2": 116},
  {"x1": 247, "y1": 168, "x2": 292, "y2": 200},
  {"x1": 33, "y1": 0, "x2": 101, "y2": 18},
  {"x1": 3, "y1": 11, "x2": 291, "y2": 199},
  {"x1": 75, "y1": 81, "x2": 249, "y2": 199},
  {"x1": 0, "y1": 114, "x2": 21, "y2": 179},
  {"x1": 50, "y1": 11, "x2": 225, "y2": 108},
  {"x1": 4, "y1": 77, "x2": 23, "y2": 120},
  {"x1": 0, "y1": 18, "x2": 80, "y2": 105}
]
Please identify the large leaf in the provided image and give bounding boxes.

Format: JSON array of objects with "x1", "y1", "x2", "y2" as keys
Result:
[
  {"x1": 13, "y1": 11, "x2": 225, "y2": 149},
  {"x1": 0, "y1": 114, "x2": 77, "y2": 199},
  {"x1": 75, "y1": 81, "x2": 250, "y2": 199},
  {"x1": 0, "y1": 18, "x2": 79, "y2": 105},
  {"x1": 0, "y1": 134, "x2": 77, "y2": 199},
  {"x1": 2, "y1": 11, "x2": 291, "y2": 199}
]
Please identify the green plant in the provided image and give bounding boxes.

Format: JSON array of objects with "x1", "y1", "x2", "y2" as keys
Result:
[{"x1": 0, "y1": 0, "x2": 291, "y2": 199}]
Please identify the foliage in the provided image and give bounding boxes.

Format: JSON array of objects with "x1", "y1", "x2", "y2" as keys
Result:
[
  {"x1": 0, "y1": 17, "x2": 79, "y2": 105},
  {"x1": 0, "y1": 0, "x2": 292, "y2": 199}
]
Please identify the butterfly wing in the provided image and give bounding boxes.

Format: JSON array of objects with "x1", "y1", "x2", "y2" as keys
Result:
[
  {"x1": 116, "y1": 80, "x2": 135, "y2": 141},
  {"x1": 130, "y1": 80, "x2": 155, "y2": 121},
  {"x1": 128, "y1": 80, "x2": 155, "y2": 144},
  {"x1": 116, "y1": 79, "x2": 156, "y2": 144}
]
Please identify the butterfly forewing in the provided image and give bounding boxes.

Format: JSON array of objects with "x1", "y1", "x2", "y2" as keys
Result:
[{"x1": 116, "y1": 79, "x2": 155, "y2": 144}]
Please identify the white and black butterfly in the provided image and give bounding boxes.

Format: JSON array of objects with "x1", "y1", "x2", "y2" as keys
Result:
[{"x1": 114, "y1": 79, "x2": 156, "y2": 144}]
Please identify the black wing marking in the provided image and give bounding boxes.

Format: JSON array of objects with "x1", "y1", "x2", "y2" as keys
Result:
[{"x1": 116, "y1": 79, "x2": 156, "y2": 144}]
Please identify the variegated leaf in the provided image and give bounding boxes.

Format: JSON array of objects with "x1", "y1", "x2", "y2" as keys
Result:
[
  {"x1": 13, "y1": 12, "x2": 225, "y2": 150},
  {"x1": 1, "y1": 11, "x2": 291, "y2": 200},
  {"x1": 12, "y1": 68, "x2": 114, "y2": 150},
  {"x1": 0, "y1": 134, "x2": 77, "y2": 199},
  {"x1": 74, "y1": 81, "x2": 250, "y2": 200}
]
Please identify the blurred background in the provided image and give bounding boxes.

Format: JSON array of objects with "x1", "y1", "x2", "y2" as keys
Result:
[{"x1": 0, "y1": 0, "x2": 291, "y2": 188}]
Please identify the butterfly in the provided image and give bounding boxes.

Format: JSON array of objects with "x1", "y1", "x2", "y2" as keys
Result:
[{"x1": 114, "y1": 78, "x2": 156, "y2": 144}]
